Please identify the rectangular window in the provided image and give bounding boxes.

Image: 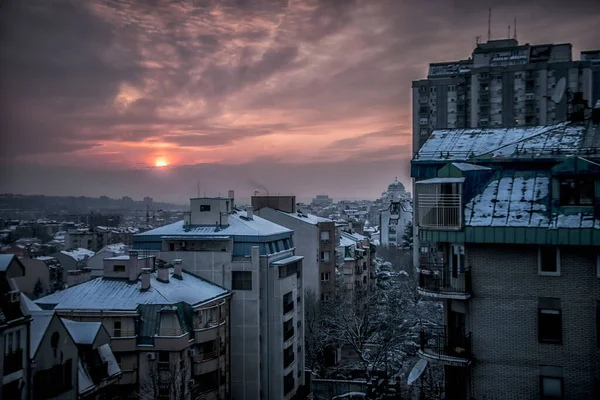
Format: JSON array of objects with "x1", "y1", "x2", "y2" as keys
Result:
[
  {"x1": 113, "y1": 320, "x2": 122, "y2": 337},
  {"x1": 232, "y1": 271, "x2": 252, "y2": 290},
  {"x1": 540, "y1": 366, "x2": 563, "y2": 399},
  {"x1": 451, "y1": 245, "x2": 465, "y2": 278},
  {"x1": 158, "y1": 351, "x2": 169, "y2": 363},
  {"x1": 113, "y1": 265, "x2": 126, "y2": 272},
  {"x1": 559, "y1": 177, "x2": 594, "y2": 206},
  {"x1": 320, "y1": 272, "x2": 330, "y2": 284},
  {"x1": 284, "y1": 371, "x2": 295, "y2": 395},
  {"x1": 320, "y1": 231, "x2": 330, "y2": 241},
  {"x1": 538, "y1": 298, "x2": 562, "y2": 344},
  {"x1": 279, "y1": 262, "x2": 298, "y2": 279},
  {"x1": 320, "y1": 251, "x2": 330, "y2": 264},
  {"x1": 200, "y1": 205, "x2": 211, "y2": 212},
  {"x1": 538, "y1": 247, "x2": 560, "y2": 276}
]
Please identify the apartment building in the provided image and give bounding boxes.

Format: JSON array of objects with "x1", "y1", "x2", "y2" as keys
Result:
[
  {"x1": 411, "y1": 120, "x2": 600, "y2": 398},
  {"x1": 379, "y1": 179, "x2": 413, "y2": 248},
  {"x1": 337, "y1": 231, "x2": 373, "y2": 293},
  {"x1": 36, "y1": 252, "x2": 232, "y2": 400},
  {"x1": 133, "y1": 196, "x2": 305, "y2": 400},
  {"x1": 581, "y1": 50, "x2": 600, "y2": 105},
  {"x1": 253, "y1": 195, "x2": 336, "y2": 301},
  {"x1": 412, "y1": 39, "x2": 594, "y2": 154},
  {"x1": 0, "y1": 255, "x2": 31, "y2": 400}
]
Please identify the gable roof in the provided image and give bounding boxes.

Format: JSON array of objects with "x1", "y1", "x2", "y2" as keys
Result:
[
  {"x1": 0, "y1": 254, "x2": 15, "y2": 272},
  {"x1": 29, "y1": 310, "x2": 55, "y2": 358},
  {"x1": 62, "y1": 319, "x2": 102, "y2": 345}
]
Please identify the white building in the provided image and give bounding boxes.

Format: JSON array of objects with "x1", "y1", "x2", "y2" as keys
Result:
[
  {"x1": 378, "y1": 180, "x2": 413, "y2": 247},
  {"x1": 133, "y1": 197, "x2": 305, "y2": 400}
]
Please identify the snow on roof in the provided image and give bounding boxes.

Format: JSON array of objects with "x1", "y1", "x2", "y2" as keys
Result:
[
  {"x1": 103, "y1": 255, "x2": 153, "y2": 261},
  {"x1": 452, "y1": 163, "x2": 492, "y2": 171},
  {"x1": 417, "y1": 177, "x2": 466, "y2": 184},
  {"x1": 279, "y1": 211, "x2": 333, "y2": 225},
  {"x1": 415, "y1": 123, "x2": 589, "y2": 162},
  {"x1": 21, "y1": 293, "x2": 42, "y2": 312},
  {"x1": 339, "y1": 236, "x2": 356, "y2": 247},
  {"x1": 35, "y1": 269, "x2": 229, "y2": 311},
  {"x1": 61, "y1": 248, "x2": 95, "y2": 261},
  {"x1": 271, "y1": 255, "x2": 304, "y2": 266},
  {"x1": 62, "y1": 319, "x2": 101, "y2": 345},
  {"x1": 29, "y1": 310, "x2": 54, "y2": 357},
  {"x1": 98, "y1": 343, "x2": 121, "y2": 376},
  {"x1": 341, "y1": 231, "x2": 367, "y2": 242},
  {"x1": 78, "y1": 359, "x2": 95, "y2": 394},
  {"x1": 99, "y1": 243, "x2": 128, "y2": 254},
  {"x1": 136, "y1": 213, "x2": 291, "y2": 238}
]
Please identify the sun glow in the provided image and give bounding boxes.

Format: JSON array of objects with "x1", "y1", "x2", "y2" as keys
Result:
[{"x1": 155, "y1": 159, "x2": 168, "y2": 168}]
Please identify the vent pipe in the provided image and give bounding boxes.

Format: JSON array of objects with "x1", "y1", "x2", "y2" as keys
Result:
[
  {"x1": 173, "y1": 259, "x2": 183, "y2": 279},
  {"x1": 141, "y1": 268, "x2": 152, "y2": 291}
]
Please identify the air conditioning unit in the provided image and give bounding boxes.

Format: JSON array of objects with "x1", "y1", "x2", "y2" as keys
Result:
[
  {"x1": 147, "y1": 352, "x2": 157, "y2": 361},
  {"x1": 9, "y1": 291, "x2": 20, "y2": 303}
]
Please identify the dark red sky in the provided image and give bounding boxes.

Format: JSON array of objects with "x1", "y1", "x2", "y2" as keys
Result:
[{"x1": 1, "y1": 0, "x2": 599, "y2": 203}]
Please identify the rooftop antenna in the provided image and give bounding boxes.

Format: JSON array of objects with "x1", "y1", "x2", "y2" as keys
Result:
[
  {"x1": 487, "y1": 8, "x2": 492, "y2": 41},
  {"x1": 507, "y1": 25, "x2": 510, "y2": 39},
  {"x1": 514, "y1": 17, "x2": 517, "y2": 40}
]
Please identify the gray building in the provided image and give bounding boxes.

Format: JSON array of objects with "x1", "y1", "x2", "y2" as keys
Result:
[
  {"x1": 412, "y1": 39, "x2": 594, "y2": 154},
  {"x1": 411, "y1": 120, "x2": 600, "y2": 398},
  {"x1": 581, "y1": 50, "x2": 600, "y2": 106},
  {"x1": 134, "y1": 197, "x2": 305, "y2": 400}
]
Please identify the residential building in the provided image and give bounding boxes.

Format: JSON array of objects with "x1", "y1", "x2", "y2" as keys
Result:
[
  {"x1": 24, "y1": 296, "x2": 121, "y2": 399},
  {"x1": 87, "y1": 243, "x2": 128, "y2": 277},
  {"x1": 378, "y1": 179, "x2": 413, "y2": 248},
  {"x1": 412, "y1": 39, "x2": 594, "y2": 154},
  {"x1": 0, "y1": 255, "x2": 31, "y2": 400},
  {"x1": 12, "y1": 256, "x2": 55, "y2": 298},
  {"x1": 35, "y1": 252, "x2": 233, "y2": 400},
  {"x1": 311, "y1": 195, "x2": 333, "y2": 207},
  {"x1": 253, "y1": 196, "x2": 336, "y2": 301},
  {"x1": 337, "y1": 231, "x2": 372, "y2": 293},
  {"x1": 581, "y1": 50, "x2": 600, "y2": 105},
  {"x1": 133, "y1": 196, "x2": 305, "y2": 400},
  {"x1": 52, "y1": 248, "x2": 94, "y2": 272},
  {"x1": 411, "y1": 120, "x2": 600, "y2": 398}
]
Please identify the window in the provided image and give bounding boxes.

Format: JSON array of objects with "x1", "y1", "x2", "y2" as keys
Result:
[
  {"x1": 540, "y1": 366, "x2": 563, "y2": 399},
  {"x1": 559, "y1": 177, "x2": 594, "y2": 206},
  {"x1": 538, "y1": 247, "x2": 560, "y2": 276},
  {"x1": 279, "y1": 262, "x2": 298, "y2": 279},
  {"x1": 113, "y1": 320, "x2": 122, "y2": 337},
  {"x1": 51, "y1": 332, "x2": 59, "y2": 357},
  {"x1": 320, "y1": 272, "x2": 330, "y2": 284},
  {"x1": 320, "y1": 231, "x2": 330, "y2": 241},
  {"x1": 232, "y1": 271, "x2": 252, "y2": 290},
  {"x1": 451, "y1": 245, "x2": 465, "y2": 278},
  {"x1": 113, "y1": 264, "x2": 126, "y2": 272},
  {"x1": 320, "y1": 251, "x2": 330, "y2": 264},
  {"x1": 538, "y1": 298, "x2": 562, "y2": 344},
  {"x1": 200, "y1": 205, "x2": 211, "y2": 212}
]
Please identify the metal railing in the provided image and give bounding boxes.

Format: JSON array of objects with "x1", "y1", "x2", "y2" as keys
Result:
[
  {"x1": 417, "y1": 193, "x2": 462, "y2": 229},
  {"x1": 112, "y1": 329, "x2": 136, "y2": 338},
  {"x1": 418, "y1": 264, "x2": 472, "y2": 295},
  {"x1": 284, "y1": 352, "x2": 295, "y2": 368},
  {"x1": 419, "y1": 325, "x2": 471, "y2": 360}
]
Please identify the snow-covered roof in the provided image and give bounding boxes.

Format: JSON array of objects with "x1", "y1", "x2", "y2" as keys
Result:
[
  {"x1": 35, "y1": 269, "x2": 230, "y2": 311},
  {"x1": 278, "y1": 211, "x2": 333, "y2": 225},
  {"x1": 103, "y1": 255, "x2": 153, "y2": 261},
  {"x1": 452, "y1": 163, "x2": 492, "y2": 171},
  {"x1": 339, "y1": 236, "x2": 356, "y2": 247},
  {"x1": 35, "y1": 256, "x2": 55, "y2": 261},
  {"x1": 29, "y1": 310, "x2": 54, "y2": 358},
  {"x1": 61, "y1": 248, "x2": 95, "y2": 261},
  {"x1": 98, "y1": 343, "x2": 121, "y2": 376},
  {"x1": 98, "y1": 243, "x2": 128, "y2": 254},
  {"x1": 341, "y1": 231, "x2": 367, "y2": 242},
  {"x1": 62, "y1": 319, "x2": 102, "y2": 345},
  {"x1": 417, "y1": 177, "x2": 466, "y2": 184},
  {"x1": 136, "y1": 212, "x2": 291, "y2": 238},
  {"x1": 271, "y1": 255, "x2": 304, "y2": 266},
  {"x1": 415, "y1": 122, "x2": 591, "y2": 162}
]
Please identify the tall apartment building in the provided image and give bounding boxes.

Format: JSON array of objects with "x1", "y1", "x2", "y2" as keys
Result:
[
  {"x1": 412, "y1": 39, "x2": 594, "y2": 154},
  {"x1": 36, "y1": 252, "x2": 232, "y2": 400},
  {"x1": 411, "y1": 120, "x2": 600, "y2": 398},
  {"x1": 582, "y1": 50, "x2": 600, "y2": 106},
  {"x1": 337, "y1": 231, "x2": 373, "y2": 294},
  {"x1": 379, "y1": 179, "x2": 413, "y2": 247},
  {"x1": 133, "y1": 196, "x2": 305, "y2": 400},
  {"x1": 253, "y1": 196, "x2": 336, "y2": 301},
  {"x1": 0, "y1": 255, "x2": 30, "y2": 400}
]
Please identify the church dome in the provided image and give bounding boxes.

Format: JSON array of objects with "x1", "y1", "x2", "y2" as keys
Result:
[{"x1": 387, "y1": 177, "x2": 406, "y2": 193}]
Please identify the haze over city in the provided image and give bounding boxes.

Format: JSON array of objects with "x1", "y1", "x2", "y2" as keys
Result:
[{"x1": 1, "y1": 0, "x2": 599, "y2": 203}]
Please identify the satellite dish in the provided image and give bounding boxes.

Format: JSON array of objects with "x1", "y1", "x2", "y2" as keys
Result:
[
  {"x1": 551, "y1": 77, "x2": 566, "y2": 103},
  {"x1": 407, "y1": 359, "x2": 428, "y2": 385}
]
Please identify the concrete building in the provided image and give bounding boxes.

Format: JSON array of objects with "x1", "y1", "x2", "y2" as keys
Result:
[
  {"x1": 412, "y1": 39, "x2": 594, "y2": 154},
  {"x1": 0, "y1": 255, "x2": 31, "y2": 400},
  {"x1": 581, "y1": 50, "x2": 600, "y2": 106},
  {"x1": 35, "y1": 252, "x2": 233, "y2": 400},
  {"x1": 133, "y1": 197, "x2": 305, "y2": 400},
  {"x1": 87, "y1": 243, "x2": 128, "y2": 277},
  {"x1": 337, "y1": 231, "x2": 373, "y2": 294},
  {"x1": 253, "y1": 196, "x2": 336, "y2": 301},
  {"x1": 411, "y1": 120, "x2": 600, "y2": 398},
  {"x1": 311, "y1": 195, "x2": 333, "y2": 207},
  {"x1": 378, "y1": 179, "x2": 413, "y2": 248}
]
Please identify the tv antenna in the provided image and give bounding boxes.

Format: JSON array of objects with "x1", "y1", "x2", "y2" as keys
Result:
[{"x1": 487, "y1": 8, "x2": 492, "y2": 41}]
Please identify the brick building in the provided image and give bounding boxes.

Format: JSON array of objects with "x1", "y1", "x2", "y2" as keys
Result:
[{"x1": 411, "y1": 120, "x2": 600, "y2": 398}]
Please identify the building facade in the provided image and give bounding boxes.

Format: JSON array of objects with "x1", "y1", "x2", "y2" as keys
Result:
[
  {"x1": 581, "y1": 50, "x2": 600, "y2": 106},
  {"x1": 412, "y1": 39, "x2": 594, "y2": 154},
  {"x1": 133, "y1": 197, "x2": 305, "y2": 400},
  {"x1": 36, "y1": 252, "x2": 233, "y2": 400},
  {"x1": 378, "y1": 179, "x2": 413, "y2": 248},
  {"x1": 412, "y1": 120, "x2": 600, "y2": 398}
]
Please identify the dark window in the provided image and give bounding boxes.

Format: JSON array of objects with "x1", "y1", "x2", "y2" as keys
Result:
[
  {"x1": 597, "y1": 301, "x2": 600, "y2": 348},
  {"x1": 284, "y1": 371, "x2": 295, "y2": 395},
  {"x1": 51, "y1": 332, "x2": 59, "y2": 357},
  {"x1": 169, "y1": 243, "x2": 175, "y2": 251},
  {"x1": 279, "y1": 262, "x2": 298, "y2": 279},
  {"x1": 283, "y1": 345, "x2": 294, "y2": 368},
  {"x1": 158, "y1": 387, "x2": 170, "y2": 400},
  {"x1": 113, "y1": 320, "x2": 122, "y2": 337},
  {"x1": 560, "y1": 178, "x2": 594, "y2": 206},
  {"x1": 538, "y1": 298, "x2": 562, "y2": 344},
  {"x1": 200, "y1": 205, "x2": 211, "y2": 212},
  {"x1": 283, "y1": 292, "x2": 294, "y2": 315},
  {"x1": 283, "y1": 319, "x2": 294, "y2": 341},
  {"x1": 196, "y1": 370, "x2": 218, "y2": 392},
  {"x1": 113, "y1": 265, "x2": 126, "y2": 272},
  {"x1": 158, "y1": 351, "x2": 169, "y2": 362},
  {"x1": 540, "y1": 366, "x2": 564, "y2": 399},
  {"x1": 232, "y1": 271, "x2": 252, "y2": 290},
  {"x1": 539, "y1": 247, "x2": 559, "y2": 275}
]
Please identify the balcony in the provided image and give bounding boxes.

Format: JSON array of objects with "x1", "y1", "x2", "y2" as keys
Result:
[
  {"x1": 4, "y1": 349, "x2": 23, "y2": 375},
  {"x1": 284, "y1": 328, "x2": 295, "y2": 342},
  {"x1": 283, "y1": 301, "x2": 294, "y2": 315},
  {"x1": 418, "y1": 264, "x2": 471, "y2": 300},
  {"x1": 418, "y1": 326, "x2": 471, "y2": 367},
  {"x1": 416, "y1": 181, "x2": 462, "y2": 230},
  {"x1": 284, "y1": 351, "x2": 295, "y2": 369}
]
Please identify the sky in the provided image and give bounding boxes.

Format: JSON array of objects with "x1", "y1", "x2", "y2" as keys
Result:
[{"x1": 1, "y1": 0, "x2": 599, "y2": 204}]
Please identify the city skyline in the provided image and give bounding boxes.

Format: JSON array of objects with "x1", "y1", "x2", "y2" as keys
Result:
[{"x1": 1, "y1": 0, "x2": 599, "y2": 203}]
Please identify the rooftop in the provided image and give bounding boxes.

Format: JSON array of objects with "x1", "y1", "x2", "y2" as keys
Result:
[
  {"x1": 278, "y1": 210, "x2": 333, "y2": 225},
  {"x1": 35, "y1": 269, "x2": 230, "y2": 311},
  {"x1": 0, "y1": 254, "x2": 15, "y2": 272},
  {"x1": 62, "y1": 319, "x2": 102, "y2": 345},
  {"x1": 61, "y1": 248, "x2": 95, "y2": 261}
]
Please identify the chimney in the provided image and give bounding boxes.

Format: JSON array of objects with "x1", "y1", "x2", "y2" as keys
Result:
[
  {"x1": 593, "y1": 100, "x2": 600, "y2": 125},
  {"x1": 81, "y1": 267, "x2": 91, "y2": 284},
  {"x1": 140, "y1": 268, "x2": 151, "y2": 291},
  {"x1": 128, "y1": 250, "x2": 139, "y2": 282},
  {"x1": 157, "y1": 264, "x2": 169, "y2": 283},
  {"x1": 67, "y1": 270, "x2": 81, "y2": 287},
  {"x1": 173, "y1": 259, "x2": 183, "y2": 279},
  {"x1": 246, "y1": 206, "x2": 254, "y2": 220},
  {"x1": 228, "y1": 190, "x2": 235, "y2": 209}
]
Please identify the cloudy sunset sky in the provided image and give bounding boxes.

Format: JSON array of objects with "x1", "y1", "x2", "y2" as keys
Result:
[{"x1": 1, "y1": 0, "x2": 599, "y2": 203}]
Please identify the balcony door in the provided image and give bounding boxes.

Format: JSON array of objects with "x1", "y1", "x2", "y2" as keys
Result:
[
  {"x1": 448, "y1": 310, "x2": 466, "y2": 349},
  {"x1": 450, "y1": 245, "x2": 465, "y2": 279}
]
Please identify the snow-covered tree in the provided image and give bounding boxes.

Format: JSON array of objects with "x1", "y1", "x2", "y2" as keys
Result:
[{"x1": 401, "y1": 221, "x2": 413, "y2": 251}]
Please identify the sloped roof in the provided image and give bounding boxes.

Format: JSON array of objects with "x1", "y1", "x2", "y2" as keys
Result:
[
  {"x1": 62, "y1": 319, "x2": 102, "y2": 345},
  {"x1": 415, "y1": 122, "x2": 594, "y2": 162},
  {"x1": 278, "y1": 211, "x2": 333, "y2": 225},
  {"x1": 61, "y1": 248, "x2": 95, "y2": 261},
  {"x1": 35, "y1": 269, "x2": 229, "y2": 311},
  {"x1": 0, "y1": 254, "x2": 15, "y2": 272},
  {"x1": 29, "y1": 310, "x2": 54, "y2": 358}
]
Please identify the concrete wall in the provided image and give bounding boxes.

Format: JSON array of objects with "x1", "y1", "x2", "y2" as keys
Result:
[{"x1": 467, "y1": 243, "x2": 600, "y2": 399}]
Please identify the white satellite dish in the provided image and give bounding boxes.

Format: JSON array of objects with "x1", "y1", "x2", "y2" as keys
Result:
[
  {"x1": 407, "y1": 359, "x2": 428, "y2": 385},
  {"x1": 551, "y1": 77, "x2": 566, "y2": 103}
]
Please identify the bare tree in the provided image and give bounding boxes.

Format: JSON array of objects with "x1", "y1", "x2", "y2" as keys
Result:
[
  {"x1": 136, "y1": 355, "x2": 193, "y2": 400},
  {"x1": 304, "y1": 289, "x2": 339, "y2": 377}
]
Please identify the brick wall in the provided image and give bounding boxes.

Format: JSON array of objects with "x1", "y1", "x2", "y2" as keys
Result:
[{"x1": 467, "y1": 243, "x2": 599, "y2": 399}]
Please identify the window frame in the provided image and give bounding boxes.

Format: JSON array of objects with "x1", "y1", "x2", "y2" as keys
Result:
[
  {"x1": 538, "y1": 247, "x2": 561, "y2": 276},
  {"x1": 113, "y1": 264, "x2": 126, "y2": 272},
  {"x1": 539, "y1": 369, "x2": 564, "y2": 400},
  {"x1": 113, "y1": 320, "x2": 122, "y2": 338},
  {"x1": 231, "y1": 271, "x2": 252, "y2": 291},
  {"x1": 320, "y1": 272, "x2": 330, "y2": 284},
  {"x1": 538, "y1": 300, "x2": 562, "y2": 345},
  {"x1": 559, "y1": 177, "x2": 594, "y2": 206}
]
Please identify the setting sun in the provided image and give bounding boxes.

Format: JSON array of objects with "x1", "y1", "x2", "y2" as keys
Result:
[{"x1": 155, "y1": 159, "x2": 168, "y2": 168}]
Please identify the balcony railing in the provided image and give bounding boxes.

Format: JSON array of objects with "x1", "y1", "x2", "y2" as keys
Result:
[
  {"x1": 283, "y1": 302, "x2": 294, "y2": 315},
  {"x1": 194, "y1": 351, "x2": 218, "y2": 362},
  {"x1": 416, "y1": 185, "x2": 462, "y2": 230},
  {"x1": 419, "y1": 325, "x2": 471, "y2": 366},
  {"x1": 284, "y1": 328, "x2": 294, "y2": 342},
  {"x1": 4, "y1": 349, "x2": 23, "y2": 375},
  {"x1": 112, "y1": 329, "x2": 136, "y2": 338},
  {"x1": 284, "y1": 352, "x2": 295, "y2": 368},
  {"x1": 418, "y1": 264, "x2": 471, "y2": 299}
]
